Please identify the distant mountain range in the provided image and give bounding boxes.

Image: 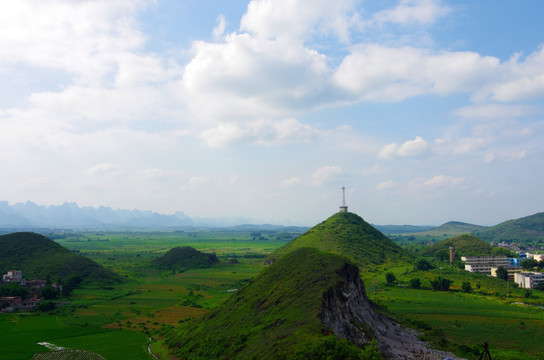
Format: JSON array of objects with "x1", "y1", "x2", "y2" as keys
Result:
[{"x1": 0, "y1": 201, "x2": 288, "y2": 229}]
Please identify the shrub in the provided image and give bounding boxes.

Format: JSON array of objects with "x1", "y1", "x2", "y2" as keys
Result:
[
  {"x1": 414, "y1": 259, "x2": 434, "y2": 271},
  {"x1": 385, "y1": 272, "x2": 396, "y2": 285},
  {"x1": 461, "y1": 281, "x2": 472, "y2": 293}
]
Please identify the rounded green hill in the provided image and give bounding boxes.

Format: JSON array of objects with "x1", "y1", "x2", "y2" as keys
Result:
[
  {"x1": 423, "y1": 234, "x2": 492, "y2": 257},
  {"x1": 266, "y1": 212, "x2": 412, "y2": 267},
  {"x1": 0, "y1": 232, "x2": 124, "y2": 284},
  {"x1": 151, "y1": 246, "x2": 220, "y2": 272}
]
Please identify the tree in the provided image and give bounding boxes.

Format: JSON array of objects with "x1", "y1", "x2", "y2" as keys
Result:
[
  {"x1": 0, "y1": 282, "x2": 29, "y2": 298},
  {"x1": 414, "y1": 259, "x2": 433, "y2": 271},
  {"x1": 385, "y1": 272, "x2": 396, "y2": 285},
  {"x1": 521, "y1": 258, "x2": 538, "y2": 270},
  {"x1": 462, "y1": 281, "x2": 472, "y2": 293},
  {"x1": 40, "y1": 286, "x2": 58, "y2": 300},
  {"x1": 536, "y1": 282, "x2": 544, "y2": 291},
  {"x1": 496, "y1": 266, "x2": 508, "y2": 281},
  {"x1": 35, "y1": 301, "x2": 56, "y2": 312},
  {"x1": 430, "y1": 276, "x2": 453, "y2": 291},
  {"x1": 408, "y1": 278, "x2": 421, "y2": 289}
]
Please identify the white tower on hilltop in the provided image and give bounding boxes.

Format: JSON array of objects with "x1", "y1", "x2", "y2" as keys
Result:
[{"x1": 339, "y1": 186, "x2": 348, "y2": 213}]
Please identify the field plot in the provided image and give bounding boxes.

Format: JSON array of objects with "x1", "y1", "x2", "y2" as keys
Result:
[
  {"x1": 369, "y1": 286, "x2": 544, "y2": 360},
  {"x1": 0, "y1": 314, "x2": 148, "y2": 360}
]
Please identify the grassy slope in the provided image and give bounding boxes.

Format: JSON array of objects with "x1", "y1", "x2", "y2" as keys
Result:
[
  {"x1": 416, "y1": 221, "x2": 486, "y2": 237},
  {"x1": 423, "y1": 234, "x2": 493, "y2": 257},
  {"x1": 165, "y1": 248, "x2": 365, "y2": 359},
  {"x1": 151, "y1": 246, "x2": 220, "y2": 271},
  {"x1": 267, "y1": 212, "x2": 413, "y2": 268},
  {"x1": 474, "y1": 212, "x2": 544, "y2": 243},
  {"x1": 0, "y1": 232, "x2": 123, "y2": 284}
]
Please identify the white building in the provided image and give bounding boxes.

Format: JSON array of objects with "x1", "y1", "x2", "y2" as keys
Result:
[
  {"x1": 461, "y1": 256, "x2": 508, "y2": 274},
  {"x1": 514, "y1": 272, "x2": 544, "y2": 289},
  {"x1": 527, "y1": 253, "x2": 544, "y2": 262}
]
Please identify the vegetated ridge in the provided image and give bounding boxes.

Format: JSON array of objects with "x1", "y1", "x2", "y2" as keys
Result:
[
  {"x1": 266, "y1": 212, "x2": 413, "y2": 267},
  {"x1": 151, "y1": 246, "x2": 220, "y2": 271},
  {"x1": 164, "y1": 247, "x2": 461, "y2": 360},
  {"x1": 422, "y1": 234, "x2": 493, "y2": 258},
  {"x1": 474, "y1": 212, "x2": 544, "y2": 243},
  {"x1": 416, "y1": 221, "x2": 486, "y2": 237},
  {"x1": 0, "y1": 232, "x2": 124, "y2": 284}
]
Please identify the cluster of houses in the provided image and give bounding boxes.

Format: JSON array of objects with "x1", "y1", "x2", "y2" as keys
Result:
[
  {"x1": 461, "y1": 253, "x2": 544, "y2": 289},
  {"x1": 0, "y1": 270, "x2": 60, "y2": 312}
]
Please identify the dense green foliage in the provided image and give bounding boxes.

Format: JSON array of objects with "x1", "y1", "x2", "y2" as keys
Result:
[
  {"x1": 151, "y1": 246, "x2": 220, "y2": 272},
  {"x1": 430, "y1": 276, "x2": 453, "y2": 291},
  {"x1": 267, "y1": 212, "x2": 413, "y2": 268},
  {"x1": 423, "y1": 234, "x2": 492, "y2": 258},
  {"x1": 474, "y1": 212, "x2": 544, "y2": 244},
  {"x1": 0, "y1": 232, "x2": 124, "y2": 285},
  {"x1": 165, "y1": 248, "x2": 374, "y2": 359},
  {"x1": 0, "y1": 282, "x2": 29, "y2": 298}
]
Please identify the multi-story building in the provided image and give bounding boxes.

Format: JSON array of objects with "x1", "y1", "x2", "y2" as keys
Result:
[
  {"x1": 514, "y1": 272, "x2": 544, "y2": 289},
  {"x1": 461, "y1": 256, "x2": 508, "y2": 274}
]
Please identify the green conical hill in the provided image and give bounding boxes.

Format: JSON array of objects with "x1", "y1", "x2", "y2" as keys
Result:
[
  {"x1": 266, "y1": 212, "x2": 412, "y2": 267},
  {"x1": 165, "y1": 247, "x2": 458, "y2": 360},
  {"x1": 423, "y1": 234, "x2": 492, "y2": 257},
  {"x1": 151, "y1": 246, "x2": 220, "y2": 271},
  {"x1": 0, "y1": 232, "x2": 124, "y2": 284}
]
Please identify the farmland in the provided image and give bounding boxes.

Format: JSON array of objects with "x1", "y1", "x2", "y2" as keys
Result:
[{"x1": 2, "y1": 229, "x2": 544, "y2": 359}]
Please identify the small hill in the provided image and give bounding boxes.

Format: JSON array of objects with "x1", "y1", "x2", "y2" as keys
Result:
[
  {"x1": 474, "y1": 212, "x2": 544, "y2": 244},
  {"x1": 423, "y1": 234, "x2": 492, "y2": 258},
  {"x1": 0, "y1": 232, "x2": 123, "y2": 284},
  {"x1": 266, "y1": 212, "x2": 412, "y2": 267},
  {"x1": 416, "y1": 221, "x2": 486, "y2": 237},
  {"x1": 151, "y1": 246, "x2": 219, "y2": 271},
  {"x1": 165, "y1": 248, "x2": 459, "y2": 360}
]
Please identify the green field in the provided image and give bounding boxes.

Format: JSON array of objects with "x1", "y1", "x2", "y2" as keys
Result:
[{"x1": 3, "y1": 229, "x2": 544, "y2": 359}]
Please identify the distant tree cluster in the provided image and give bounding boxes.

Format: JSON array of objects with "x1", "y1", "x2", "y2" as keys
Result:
[
  {"x1": 430, "y1": 276, "x2": 453, "y2": 291},
  {"x1": 521, "y1": 258, "x2": 544, "y2": 270}
]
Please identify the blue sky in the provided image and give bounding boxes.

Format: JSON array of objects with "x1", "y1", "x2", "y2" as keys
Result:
[{"x1": 1, "y1": 0, "x2": 543, "y2": 226}]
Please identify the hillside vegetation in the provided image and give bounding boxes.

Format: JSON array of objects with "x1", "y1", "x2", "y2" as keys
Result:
[
  {"x1": 416, "y1": 221, "x2": 486, "y2": 237},
  {"x1": 151, "y1": 246, "x2": 220, "y2": 272},
  {"x1": 266, "y1": 212, "x2": 413, "y2": 268},
  {"x1": 474, "y1": 212, "x2": 544, "y2": 244},
  {"x1": 423, "y1": 234, "x2": 492, "y2": 258},
  {"x1": 0, "y1": 232, "x2": 124, "y2": 284}
]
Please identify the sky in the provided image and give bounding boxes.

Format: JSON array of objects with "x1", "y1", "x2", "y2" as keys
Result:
[{"x1": 1, "y1": 0, "x2": 543, "y2": 227}]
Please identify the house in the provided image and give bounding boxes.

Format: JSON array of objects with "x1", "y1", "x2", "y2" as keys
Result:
[
  {"x1": 0, "y1": 296, "x2": 23, "y2": 312},
  {"x1": 2, "y1": 270, "x2": 25, "y2": 285},
  {"x1": 528, "y1": 253, "x2": 544, "y2": 262}
]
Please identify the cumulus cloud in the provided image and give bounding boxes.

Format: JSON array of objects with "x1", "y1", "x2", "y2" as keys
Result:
[
  {"x1": 379, "y1": 136, "x2": 429, "y2": 159},
  {"x1": 313, "y1": 166, "x2": 343, "y2": 185},
  {"x1": 372, "y1": 0, "x2": 451, "y2": 26},
  {"x1": 422, "y1": 174, "x2": 465, "y2": 187},
  {"x1": 200, "y1": 118, "x2": 322, "y2": 148},
  {"x1": 376, "y1": 180, "x2": 395, "y2": 190}
]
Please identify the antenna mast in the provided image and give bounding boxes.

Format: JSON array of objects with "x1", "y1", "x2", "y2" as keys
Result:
[{"x1": 339, "y1": 186, "x2": 348, "y2": 213}]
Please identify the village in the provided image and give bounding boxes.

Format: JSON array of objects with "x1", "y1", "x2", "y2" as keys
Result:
[{"x1": 0, "y1": 270, "x2": 61, "y2": 312}]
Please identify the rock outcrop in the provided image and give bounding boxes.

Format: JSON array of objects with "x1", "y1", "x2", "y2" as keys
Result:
[{"x1": 320, "y1": 262, "x2": 465, "y2": 360}]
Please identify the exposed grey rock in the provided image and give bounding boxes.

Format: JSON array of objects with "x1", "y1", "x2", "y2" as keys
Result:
[{"x1": 320, "y1": 263, "x2": 465, "y2": 360}]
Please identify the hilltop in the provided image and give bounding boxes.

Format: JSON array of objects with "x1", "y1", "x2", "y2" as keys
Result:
[
  {"x1": 151, "y1": 246, "x2": 220, "y2": 272},
  {"x1": 164, "y1": 247, "x2": 460, "y2": 360},
  {"x1": 0, "y1": 232, "x2": 124, "y2": 284},
  {"x1": 416, "y1": 221, "x2": 486, "y2": 237},
  {"x1": 423, "y1": 234, "x2": 493, "y2": 258},
  {"x1": 266, "y1": 212, "x2": 413, "y2": 267},
  {"x1": 474, "y1": 212, "x2": 544, "y2": 244}
]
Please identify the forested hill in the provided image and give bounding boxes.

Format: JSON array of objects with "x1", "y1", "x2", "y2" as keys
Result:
[
  {"x1": 474, "y1": 212, "x2": 544, "y2": 244},
  {"x1": 0, "y1": 232, "x2": 124, "y2": 284},
  {"x1": 266, "y1": 212, "x2": 413, "y2": 267},
  {"x1": 416, "y1": 221, "x2": 486, "y2": 237}
]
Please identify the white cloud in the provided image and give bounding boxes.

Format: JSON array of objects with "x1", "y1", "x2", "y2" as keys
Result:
[
  {"x1": 376, "y1": 180, "x2": 395, "y2": 190},
  {"x1": 86, "y1": 163, "x2": 123, "y2": 176},
  {"x1": 455, "y1": 104, "x2": 536, "y2": 119},
  {"x1": 282, "y1": 177, "x2": 304, "y2": 187},
  {"x1": 372, "y1": 0, "x2": 450, "y2": 26},
  {"x1": 199, "y1": 118, "x2": 322, "y2": 148},
  {"x1": 379, "y1": 136, "x2": 429, "y2": 159},
  {"x1": 313, "y1": 166, "x2": 343, "y2": 185},
  {"x1": 334, "y1": 45, "x2": 499, "y2": 101},
  {"x1": 422, "y1": 174, "x2": 465, "y2": 187},
  {"x1": 213, "y1": 15, "x2": 227, "y2": 41}
]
